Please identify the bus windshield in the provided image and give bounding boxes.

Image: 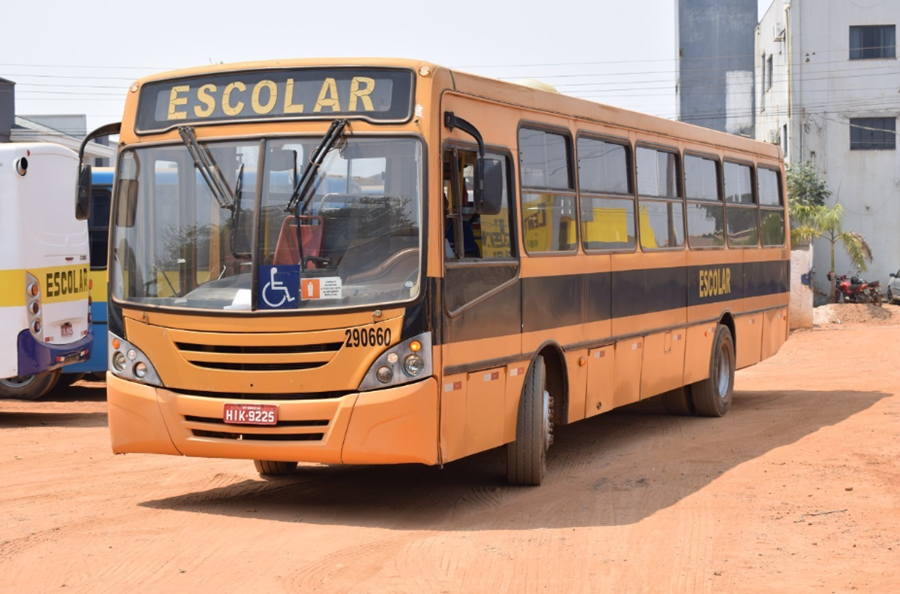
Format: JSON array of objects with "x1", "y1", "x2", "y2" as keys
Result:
[{"x1": 111, "y1": 136, "x2": 422, "y2": 311}]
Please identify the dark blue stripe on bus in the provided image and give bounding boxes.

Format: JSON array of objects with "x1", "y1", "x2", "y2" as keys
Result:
[{"x1": 441, "y1": 259, "x2": 789, "y2": 343}]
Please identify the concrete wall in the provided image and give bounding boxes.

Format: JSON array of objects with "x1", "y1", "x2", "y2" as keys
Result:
[
  {"x1": 676, "y1": 0, "x2": 757, "y2": 136},
  {"x1": 790, "y1": 245, "x2": 814, "y2": 329},
  {"x1": 757, "y1": 0, "x2": 900, "y2": 295}
]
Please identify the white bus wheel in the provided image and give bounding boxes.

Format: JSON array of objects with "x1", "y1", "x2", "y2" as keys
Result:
[
  {"x1": 507, "y1": 354, "x2": 551, "y2": 486},
  {"x1": 690, "y1": 325, "x2": 735, "y2": 417},
  {"x1": 0, "y1": 369, "x2": 62, "y2": 401},
  {"x1": 254, "y1": 460, "x2": 298, "y2": 477}
]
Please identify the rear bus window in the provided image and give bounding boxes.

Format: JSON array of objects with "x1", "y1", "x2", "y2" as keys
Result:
[
  {"x1": 519, "y1": 127, "x2": 577, "y2": 253},
  {"x1": 758, "y1": 167, "x2": 785, "y2": 246}
]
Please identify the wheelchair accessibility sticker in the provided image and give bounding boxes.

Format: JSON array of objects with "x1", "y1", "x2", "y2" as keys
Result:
[
  {"x1": 300, "y1": 277, "x2": 342, "y2": 300},
  {"x1": 259, "y1": 265, "x2": 300, "y2": 310}
]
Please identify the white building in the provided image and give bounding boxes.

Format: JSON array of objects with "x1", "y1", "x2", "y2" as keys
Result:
[{"x1": 756, "y1": 0, "x2": 900, "y2": 295}]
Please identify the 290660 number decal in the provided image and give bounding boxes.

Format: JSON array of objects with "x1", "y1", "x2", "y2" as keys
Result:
[{"x1": 345, "y1": 327, "x2": 391, "y2": 348}]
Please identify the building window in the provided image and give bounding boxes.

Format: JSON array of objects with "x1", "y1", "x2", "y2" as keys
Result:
[
  {"x1": 766, "y1": 55, "x2": 774, "y2": 90},
  {"x1": 850, "y1": 118, "x2": 896, "y2": 150},
  {"x1": 850, "y1": 25, "x2": 896, "y2": 60},
  {"x1": 761, "y1": 53, "x2": 767, "y2": 90}
]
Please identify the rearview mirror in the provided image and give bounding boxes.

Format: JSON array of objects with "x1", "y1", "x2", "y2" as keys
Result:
[
  {"x1": 474, "y1": 158, "x2": 503, "y2": 215},
  {"x1": 75, "y1": 165, "x2": 92, "y2": 220}
]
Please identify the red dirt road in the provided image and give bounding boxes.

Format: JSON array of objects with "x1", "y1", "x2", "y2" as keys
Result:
[{"x1": 2, "y1": 312, "x2": 900, "y2": 593}]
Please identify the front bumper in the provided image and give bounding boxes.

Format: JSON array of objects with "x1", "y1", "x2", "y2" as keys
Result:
[
  {"x1": 107, "y1": 373, "x2": 439, "y2": 466},
  {"x1": 16, "y1": 330, "x2": 92, "y2": 376}
]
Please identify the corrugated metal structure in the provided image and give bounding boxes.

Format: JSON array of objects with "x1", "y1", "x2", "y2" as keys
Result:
[
  {"x1": 0, "y1": 78, "x2": 14, "y2": 143},
  {"x1": 676, "y1": 0, "x2": 757, "y2": 137}
]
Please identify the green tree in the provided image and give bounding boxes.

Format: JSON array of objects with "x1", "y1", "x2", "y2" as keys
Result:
[{"x1": 786, "y1": 161, "x2": 831, "y2": 208}]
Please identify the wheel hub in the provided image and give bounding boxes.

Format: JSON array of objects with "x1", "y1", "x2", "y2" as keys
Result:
[{"x1": 0, "y1": 375, "x2": 36, "y2": 389}]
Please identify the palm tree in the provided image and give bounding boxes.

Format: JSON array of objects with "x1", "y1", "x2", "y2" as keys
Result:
[{"x1": 791, "y1": 203, "x2": 873, "y2": 302}]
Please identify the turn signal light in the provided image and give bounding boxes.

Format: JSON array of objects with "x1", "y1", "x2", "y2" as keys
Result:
[{"x1": 409, "y1": 340, "x2": 421, "y2": 353}]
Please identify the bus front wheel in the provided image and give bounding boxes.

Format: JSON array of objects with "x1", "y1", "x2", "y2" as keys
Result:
[
  {"x1": 254, "y1": 460, "x2": 297, "y2": 477},
  {"x1": 690, "y1": 325, "x2": 735, "y2": 417},
  {"x1": 507, "y1": 354, "x2": 552, "y2": 486},
  {"x1": 0, "y1": 369, "x2": 62, "y2": 400}
]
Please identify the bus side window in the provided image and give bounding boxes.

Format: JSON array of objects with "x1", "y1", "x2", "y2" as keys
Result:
[
  {"x1": 758, "y1": 167, "x2": 785, "y2": 247},
  {"x1": 636, "y1": 146, "x2": 685, "y2": 250},
  {"x1": 443, "y1": 147, "x2": 517, "y2": 314},
  {"x1": 518, "y1": 127, "x2": 577, "y2": 253},
  {"x1": 685, "y1": 153, "x2": 725, "y2": 249},
  {"x1": 724, "y1": 161, "x2": 759, "y2": 248},
  {"x1": 89, "y1": 188, "x2": 111, "y2": 269},
  {"x1": 443, "y1": 148, "x2": 514, "y2": 261}
]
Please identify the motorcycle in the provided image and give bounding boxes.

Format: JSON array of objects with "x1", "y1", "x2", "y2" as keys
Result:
[{"x1": 828, "y1": 271, "x2": 882, "y2": 306}]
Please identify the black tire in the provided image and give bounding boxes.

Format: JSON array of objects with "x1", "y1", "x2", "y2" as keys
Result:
[
  {"x1": 690, "y1": 325, "x2": 735, "y2": 417},
  {"x1": 507, "y1": 355, "x2": 551, "y2": 486},
  {"x1": 0, "y1": 369, "x2": 62, "y2": 400},
  {"x1": 253, "y1": 460, "x2": 297, "y2": 476},
  {"x1": 888, "y1": 287, "x2": 895, "y2": 303},
  {"x1": 661, "y1": 386, "x2": 695, "y2": 416}
]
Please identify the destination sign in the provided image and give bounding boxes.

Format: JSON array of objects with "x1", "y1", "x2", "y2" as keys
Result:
[{"x1": 135, "y1": 68, "x2": 414, "y2": 133}]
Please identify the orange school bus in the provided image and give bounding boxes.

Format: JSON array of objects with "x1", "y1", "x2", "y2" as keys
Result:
[{"x1": 85, "y1": 58, "x2": 788, "y2": 485}]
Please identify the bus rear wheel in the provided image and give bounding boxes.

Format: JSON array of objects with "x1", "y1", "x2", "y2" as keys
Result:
[
  {"x1": 254, "y1": 460, "x2": 297, "y2": 476},
  {"x1": 690, "y1": 325, "x2": 735, "y2": 417},
  {"x1": 0, "y1": 369, "x2": 62, "y2": 400},
  {"x1": 507, "y1": 354, "x2": 552, "y2": 486}
]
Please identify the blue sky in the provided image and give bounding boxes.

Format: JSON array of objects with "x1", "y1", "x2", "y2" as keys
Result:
[{"x1": 0, "y1": 0, "x2": 773, "y2": 134}]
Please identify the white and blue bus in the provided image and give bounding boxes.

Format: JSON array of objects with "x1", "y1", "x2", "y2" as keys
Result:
[{"x1": 0, "y1": 143, "x2": 93, "y2": 399}]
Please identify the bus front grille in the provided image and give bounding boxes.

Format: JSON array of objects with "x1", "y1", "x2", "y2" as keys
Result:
[
  {"x1": 171, "y1": 336, "x2": 344, "y2": 372},
  {"x1": 185, "y1": 415, "x2": 329, "y2": 442},
  {"x1": 168, "y1": 388, "x2": 353, "y2": 401}
]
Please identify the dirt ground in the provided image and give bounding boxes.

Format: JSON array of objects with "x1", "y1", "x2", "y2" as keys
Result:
[{"x1": 2, "y1": 308, "x2": 900, "y2": 593}]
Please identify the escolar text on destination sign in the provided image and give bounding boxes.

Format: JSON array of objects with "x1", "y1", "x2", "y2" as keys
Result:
[{"x1": 136, "y1": 68, "x2": 414, "y2": 132}]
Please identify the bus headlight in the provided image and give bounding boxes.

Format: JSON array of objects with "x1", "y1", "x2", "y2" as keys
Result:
[
  {"x1": 376, "y1": 366, "x2": 394, "y2": 383},
  {"x1": 403, "y1": 354, "x2": 424, "y2": 376},
  {"x1": 108, "y1": 332, "x2": 164, "y2": 387},
  {"x1": 358, "y1": 331, "x2": 432, "y2": 392}
]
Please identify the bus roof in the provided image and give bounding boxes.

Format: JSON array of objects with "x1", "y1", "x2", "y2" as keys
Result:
[{"x1": 128, "y1": 57, "x2": 781, "y2": 160}]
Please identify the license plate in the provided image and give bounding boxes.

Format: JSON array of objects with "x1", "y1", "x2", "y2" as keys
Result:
[
  {"x1": 223, "y1": 403, "x2": 278, "y2": 426},
  {"x1": 61, "y1": 323, "x2": 73, "y2": 337}
]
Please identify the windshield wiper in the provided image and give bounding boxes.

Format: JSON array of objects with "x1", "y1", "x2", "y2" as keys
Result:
[
  {"x1": 284, "y1": 119, "x2": 349, "y2": 215},
  {"x1": 178, "y1": 126, "x2": 234, "y2": 211},
  {"x1": 230, "y1": 163, "x2": 247, "y2": 258}
]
